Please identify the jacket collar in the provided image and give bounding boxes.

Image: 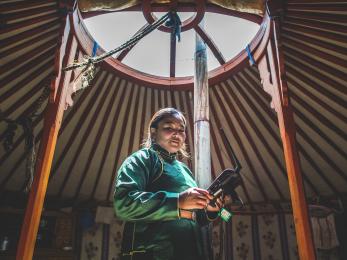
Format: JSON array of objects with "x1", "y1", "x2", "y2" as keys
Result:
[{"x1": 151, "y1": 143, "x2": 177, "y2": 163}]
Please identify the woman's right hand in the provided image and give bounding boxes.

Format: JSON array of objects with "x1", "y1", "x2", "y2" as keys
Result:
[{"x1": 178, "y1": 187, "x2": 212, "y2": 210}]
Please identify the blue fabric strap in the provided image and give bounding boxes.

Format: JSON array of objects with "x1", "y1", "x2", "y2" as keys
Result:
[
  {"x1": 92, "y1": 41, "x2": 98, "y2": 57},
  {"x1": 246, "y1": 44, "x2": 256, "y2": 66}
]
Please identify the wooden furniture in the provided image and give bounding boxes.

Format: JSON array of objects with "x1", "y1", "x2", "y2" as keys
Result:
[{"x1": 0, "y1": 208, "x2": 77, "y2": 260}]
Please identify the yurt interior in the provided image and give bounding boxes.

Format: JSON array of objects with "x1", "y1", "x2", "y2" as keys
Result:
[{"x1": 0, "y1": 0, "x2": 346, "y2": 259}]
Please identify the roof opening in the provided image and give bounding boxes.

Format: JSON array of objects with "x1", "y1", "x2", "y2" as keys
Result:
[{"x1": 83, "y1": 12, "x2": 260, "y2": 77}]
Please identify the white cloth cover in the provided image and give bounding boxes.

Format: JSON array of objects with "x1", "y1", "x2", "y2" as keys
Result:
[
  {"x1": 310, "y1": 214, "x2": 339, "y2": 250},
  {"x1": 95, "y1": 206, "x2": 115, "y2": 224}
]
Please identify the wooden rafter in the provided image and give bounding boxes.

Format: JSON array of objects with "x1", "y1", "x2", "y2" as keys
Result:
[
  {"x1": 1, "y1": 20, "x2": 59, "y2": 49},
  {"x1": 282, "y1": 23, "x2": 346, "y2": 44},
  {"x1": 106, "y1": 82, "x2": 135, "y2": 200},
  {"x1": 284, "y1": 59, "x2": 346, "y2": 109},
  {"x1": 209, "y1": 94, "x2": 253, "y2": 206},
  {"x1": 2, "y1": 13, "x2": 59, "y2": 34},
  {"x1": 138, "y1": 87, "x2": 149, "y2": 146},
  {"x1": 246, "y1": 68, "x2": 320, "y2": 196},
  {"x1": 16, "y1": 10, "x2": 78, "y2": 259},
  {"x1": 1, "y1": 30, "x2": 59, "y2": 58},
  {"x1": 127, "y1": 85, "x2": 141, "y2": 154},
  {"x1": 81, "y1": 3, "x2": 262, "y2": 24},
  {"x1": 2, "y1": 5, "x2": 56, "y2": 22},
  {"x1": 215, "y1": 84, "x2": 269, "y2": 201},
  {"x1": 89, "y1": 78, "x2": 125, "y2": 200},
  {"x1": 183, "y1": 90, "x2": 194, "y2": 169},
  {"x1": 2, "y1": 39, "x2": 58, "y2": 75},
  {"x1": 170, "y1": 32, "x2": 176, "y2": 77},
  {"x1": 226, "y1": 77, "x2": 286, "y2": 200},
  {"x1": 0, "y1": 0, "x2": 55, "y2": 12},
  {"x1": 72, "y1": 76, "x2": 120, "y2": 202},
  {"x1": 56, "y1": 74, "x2": 112, "y2": 198},
  {"x1": 194, "y1": 25, "x2": 226, "y2": 65},
  {"x1": 257, "y1": 4, "x2": 316, "y2": 257},
  {"x1": 0, "y1": 48, "x2": 56, "y2": 91},
  {"x1": 284, "y1": 16, "x2": 347, "y2": 34},
  {"x1": 49, "y1": 72, "x2": 103, "y2": 179}
]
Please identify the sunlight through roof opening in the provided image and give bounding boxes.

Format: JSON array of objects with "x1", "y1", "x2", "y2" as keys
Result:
[{"x1": 84, "y1": 12, "x2": 260, "y2": 77}]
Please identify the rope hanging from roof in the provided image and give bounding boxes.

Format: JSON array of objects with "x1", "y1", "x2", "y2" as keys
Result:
[
  {"x1": 64, "y1": 11, "x2": 181, "y2": 87},
  {"x1": 1, "y1": 85, "x2": 51, "y2": 192}
]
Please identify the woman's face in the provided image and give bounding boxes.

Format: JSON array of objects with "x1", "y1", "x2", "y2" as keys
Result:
[{"x1": 152, "y1": 116, "x2": 186, "y2": 153}]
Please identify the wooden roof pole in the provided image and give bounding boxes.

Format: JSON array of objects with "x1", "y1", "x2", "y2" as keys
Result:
[
  {"x1": 194, "y1": 19, "x2": 213, "y2": 260},
  {"x1": 16, "y1": 8, "x2": 78, "y2": 260},
  {"x1": 257, "y1": 2, "x2": 316, "y2": 259},
  {"x1": 194, "y1": 19, "x2": 211, "y2": 189}
]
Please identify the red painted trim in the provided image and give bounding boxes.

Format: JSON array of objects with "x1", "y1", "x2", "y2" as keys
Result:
[{"x1": 71, "y1": 8, "x2": 269, "y2": 90}]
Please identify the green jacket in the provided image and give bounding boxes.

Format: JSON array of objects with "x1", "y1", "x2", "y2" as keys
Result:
[{"x1": 114, "y1": 145, "x2": 216, "y2": 260}]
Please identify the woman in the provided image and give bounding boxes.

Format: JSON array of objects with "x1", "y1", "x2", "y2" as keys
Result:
[{"x1": 114, "y1": 108, "x2": 223, "y2": 260}]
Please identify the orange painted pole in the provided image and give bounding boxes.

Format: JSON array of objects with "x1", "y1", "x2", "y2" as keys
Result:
[
  {"x1": 16, "y1": 12, "x2": 77, "y2": 260},
  {"x1": 258, "y1": 14, "x2": 316, "y2": 259}
]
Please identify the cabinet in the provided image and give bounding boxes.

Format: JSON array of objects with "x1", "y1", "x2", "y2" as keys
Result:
[{"x1": 0, "y1": 209, "x2": 77, "y2": 260}]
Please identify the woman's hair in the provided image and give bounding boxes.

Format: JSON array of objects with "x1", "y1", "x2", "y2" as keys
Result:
[{"x1": 143, "y1": 108, "x2": 189, "y2": 158}]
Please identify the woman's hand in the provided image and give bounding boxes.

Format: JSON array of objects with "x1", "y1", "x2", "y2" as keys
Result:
[
  {"x1": 179, "y1": 188, "x2": 212, "y2": 210},
  {"x1": 206, "y1": 197, "x2": 224, "y2": 212}
]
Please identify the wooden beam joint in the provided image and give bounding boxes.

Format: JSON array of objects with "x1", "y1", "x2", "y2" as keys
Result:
[{"x1": 258, "y1": 15, "x2": 316, "y2": 260}]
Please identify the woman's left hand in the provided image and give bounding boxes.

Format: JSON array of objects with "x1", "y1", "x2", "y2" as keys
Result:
[{"x1": 206, "y1": 197, "x2": 224, "y2": 212}]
